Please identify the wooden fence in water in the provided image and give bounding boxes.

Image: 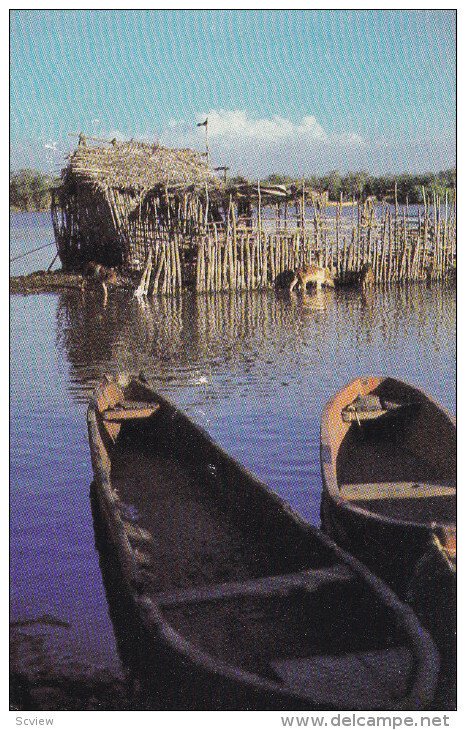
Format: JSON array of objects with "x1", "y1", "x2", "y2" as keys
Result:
[{"x1": 144, "y1": 189, "x2": 456, "y2": 295}]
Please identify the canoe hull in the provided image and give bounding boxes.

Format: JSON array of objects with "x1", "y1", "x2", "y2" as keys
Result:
[
  {"x1": 320, "y1": 488, "x2": 440, "y2": 596},
  {"x1": 320, "y1": 376, "x2": 456, "y2": 593},
  {"x1": 320, "y1": 489, "x2": 456, "y2": 709},
  {"x1": 88, "y1": 392, "x2": 337, "y2": 709},
  {"x1": 320, "y1": 377, "x2": 456, "y2": 706}
]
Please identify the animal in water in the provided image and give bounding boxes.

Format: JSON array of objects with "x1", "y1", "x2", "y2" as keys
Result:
[
  {"x1": 85, "y1": 261, "x2": 118, "y2": 283},
  {"x1": 289, "y1": 265, "x2": 335, "y2": 293},
  {"x1": 83, "y1": 261, "x2": 118, "y2": 303},
  {"x1": 359, "y1": 263, "x2": 375, "y2": 291}
]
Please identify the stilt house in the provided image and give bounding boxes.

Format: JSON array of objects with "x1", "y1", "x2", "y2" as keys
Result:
[{"x1": 51, "y1": 138, "x2": 224, "y2": 273}]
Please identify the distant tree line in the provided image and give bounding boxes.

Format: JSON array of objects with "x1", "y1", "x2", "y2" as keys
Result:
[
  {"x1": 10, "y1": 170, "x2": 59, "y2": 212},
  {"x1": 231, "y1": 169, "x2": 456, "y2": 204},
  {"x1": 11, "y1": 167, "x2": 456, "y2": 211}
]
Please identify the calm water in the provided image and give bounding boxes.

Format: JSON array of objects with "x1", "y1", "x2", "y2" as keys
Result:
[
  {"x1": 10, "y1": 213, "x2": 456, "y2": 692},
  {"x1": 10, "y1": 211, "x2": 58, "y2": 276}
]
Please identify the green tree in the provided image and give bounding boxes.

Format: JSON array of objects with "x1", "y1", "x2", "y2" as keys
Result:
[
  {"x1": 320, "y1": 170, "x2": 342, "y2": 201},
  {"x1": 10, "y1": 170, "x2": 56, "y2": 211},
  {"x1": 263, "y1": 173, "x2": 295, "y2": 186},
  {"x1": 341, "y1": 171, "x2": 370, "y2": 200}
]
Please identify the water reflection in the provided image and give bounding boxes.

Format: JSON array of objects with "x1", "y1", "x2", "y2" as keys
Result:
[
  {"x1": 299, "y1": 289, "x2": 332, "y2": 313},
  {"x1": 56, "y1": 284, "x2": 455, "y2": 411}
]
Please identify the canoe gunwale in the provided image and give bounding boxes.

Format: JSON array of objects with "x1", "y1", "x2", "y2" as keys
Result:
[
  {"x1": 320, "y1": 376, "x2": 456, "y2": 531},
  {"x1": 88, "y1": 376, "x2": 440, "y2": 710},
  {"x1": 135, "y1": 593, "x2": 330, "y2": 707}
]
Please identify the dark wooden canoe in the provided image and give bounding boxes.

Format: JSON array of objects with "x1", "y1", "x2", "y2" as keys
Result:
[
  {"x1": 87, "y1": 375, "x2": 439, "y2": 710},
  {"x1": 320, "y1": 376, "x2": 456, "y2": 595}
]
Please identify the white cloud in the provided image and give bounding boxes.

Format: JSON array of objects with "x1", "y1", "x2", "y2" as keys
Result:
[
  {"x1": 164, "y1": 117, "x2": 453, "y2": 177},
  {"x1": 164, "y1": 109, "x2": 362, "y2": 144},
  {"x1": 202, "y1": 110, "x2": 326, "y2": 143},
  {"x1": 161, "y1": 109, "x2": 364, "y2": 175}
]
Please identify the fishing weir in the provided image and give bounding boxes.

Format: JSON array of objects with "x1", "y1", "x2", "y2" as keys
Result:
[{"x1": 51, "y1": 137, "x2": 456, "y2": 294}]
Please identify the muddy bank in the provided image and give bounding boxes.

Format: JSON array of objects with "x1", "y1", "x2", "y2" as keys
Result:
[
  {"x1": 10, "y1": 270, "x2": 134, "y2": 295},
  {"x1": 10, "y1": 622, "x2": 152, "y2": 710}
]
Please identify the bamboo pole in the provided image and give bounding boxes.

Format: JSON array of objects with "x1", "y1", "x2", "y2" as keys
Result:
[
  {"x1": 356, "y1": 202, "x2": 361, "y2": 272},
  {"x1": 152, "y1": 243, "x2": 165, "y2": 295},
  {"x1": 238, "y1": 233, "x2": 245, "y2": 289},
  {"x1": 322, "y1": 196, "x2": 328, "y2": 269},
  {"x1": 214, "y1": 224, "x2": 221, "y2": 290},
  {"x1": 380, "y1": 207, "x2": 389, "y2": 282},
  {"x1": 206, "y1": 233, "x2": 213, "y2": 292},
  {"x1": 432, "y1": 192, "x2": 438, "y2": 279},
  {"x1": 335, "y1": 200, "x2": 341, "y2": 277},
  {"x1": 270, "y1": 234, "x2": 275, "y2": 283},
  {"x1": 174, "y1": 233, "x2": 182, "y2": 290},
  {"x1": 261, "y1": 228, "x2": 268, "y2": 288},
  {"x1": 442, "y1": 190, "x2": 448, "y2": 277},
  {"x1": 253, "y1": 230, "x2": 259, "y2": 288},
  {"x1": 340, "y1": 235, "x2": 346, "y2": 282},
  {"x1": 223, "y1": 198, "x2": 232, "y2": 288},
  {"x1": 197, "y1": 237, "x2": 205, "y2": 292},
  {"x1": 231, "y1": 202, "x2": 238, "y2": 289}
]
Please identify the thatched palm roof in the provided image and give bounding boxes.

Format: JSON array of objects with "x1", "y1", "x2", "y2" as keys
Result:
[{"x1": 64, "y1": 140, "x2": 222, "y2": 193}]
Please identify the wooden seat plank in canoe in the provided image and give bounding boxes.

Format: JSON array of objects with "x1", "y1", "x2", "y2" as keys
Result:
[
  {"x1": 102, "y1": 401, "x2": 159, "y2": 422},
  {"x1": 271, "y1": 647, "x2": 412, "y2": 708},
  {"x1": 340, "y1": 482, "x2": 456, "y2": 502},
  {"x1": 154, "y1": 565, "x2": 354, "y2": 607},
  {"x1": 341, "y1": 395, "x2": 408, "y2": 423}
]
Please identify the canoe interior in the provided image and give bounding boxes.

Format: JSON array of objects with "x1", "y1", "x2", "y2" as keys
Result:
[
  {"x1": 92, "y1": 378, "x2": 420, "y2": 709},
  {"x1": 335, "y1": 379, "x2": 456, "y2": 525},
  {"x1": 110, "y1": 410, "x2": 334, "y2": 591},
  {"x1": 160, "y1": 588, "x2": 412, "y2": 708}
]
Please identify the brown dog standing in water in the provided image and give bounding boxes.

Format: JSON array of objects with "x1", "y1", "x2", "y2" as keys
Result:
[
  {"x1": 83, "y1": 261, "x2": 118, "y2": 304},
  {"x1": 359, "y1": 263, "x2": 375, "y2": 291},
  {"x1": 289, "y1": 265, "x2": 335, "y2": 293}
]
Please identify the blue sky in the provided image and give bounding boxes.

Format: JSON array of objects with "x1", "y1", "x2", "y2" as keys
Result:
[{"x1": 10, "y1": 9, "x2": 456, "y2": 175}]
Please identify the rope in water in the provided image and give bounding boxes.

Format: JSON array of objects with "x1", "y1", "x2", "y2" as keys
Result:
[{"x1": 10, "y1": 242, "x2": 56, "y2": 263}]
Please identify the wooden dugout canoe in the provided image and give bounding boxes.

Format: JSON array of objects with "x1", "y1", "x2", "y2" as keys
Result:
[
  {"x1": 87, "y1": 375, "x2": 439, "y2": 710},
  {"x1": 320, "y1": 376, "x2": 456, "y2": 597}
]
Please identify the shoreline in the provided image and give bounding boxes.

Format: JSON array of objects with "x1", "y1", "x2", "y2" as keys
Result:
[
  {"x1": 10, "y1": 208, "x2": 51, "y2": 214},
  {"x1": 10, "y1": 270, "x2": 136, "y2": 295},
  {"x1": 10, "y1": 270, "x2": 456, "y2": 296}
]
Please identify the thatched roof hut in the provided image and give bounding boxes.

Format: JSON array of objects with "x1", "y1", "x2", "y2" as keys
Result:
[
  {"x1": 51, "y1": 138, "x2": 224, "y2": 274},
  {"x1": 68, "y1": 140, "x2": 221, "y2": 192}
]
